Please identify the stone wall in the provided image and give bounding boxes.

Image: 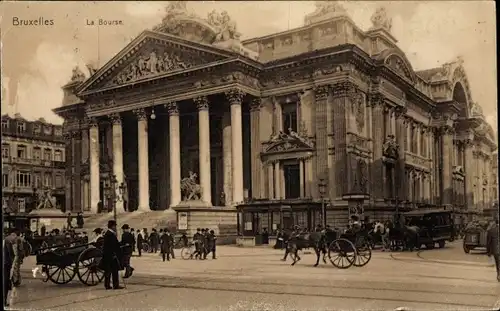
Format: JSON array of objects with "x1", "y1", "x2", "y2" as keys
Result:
[{"x1": 174, "y1": 207, "x2": 238, "y2": 245}]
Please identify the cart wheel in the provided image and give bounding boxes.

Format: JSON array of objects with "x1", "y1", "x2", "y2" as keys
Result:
[
  {"x1": 328, "y1": 238, "x2": 356, "y2": 269},
  {"x1": 438, "y1": 240, "x2": 445, "y2": 248},
  {"x1": 77, "y1": 247, "x2": 105, "y2": 286},
  {"x1": 46, "y1": 263, "x2": 76, "y2": 284},
  {"x1": 353, "y1": 242, "x2": 372, "y2": 267},
  {"x1": 463, "y1": 240, "x2": 470, "y2": 253},
  {"x1": 142, "y1": 243, "x2": 150, "y2": 252},
  {"x1": 181, "y1": 245, "x2": 195, "y2": 260}
]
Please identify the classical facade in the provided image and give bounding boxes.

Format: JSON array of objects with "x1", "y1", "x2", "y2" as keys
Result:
[
  {"x1": 55, "y1": 2, "x2": 496, "y2": 230},
  {"x1": 1, "y1": 113, "x2": 66, "y2": 213}
]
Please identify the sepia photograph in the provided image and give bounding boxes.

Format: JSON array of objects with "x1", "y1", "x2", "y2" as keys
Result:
[{"x1": 1, "y1": 1, "x2": 499, "y2": 310}]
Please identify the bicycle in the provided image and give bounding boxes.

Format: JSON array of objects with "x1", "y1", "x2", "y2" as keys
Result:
[{"x1": 180, "y1": 243, "x2": 196, "y2": 260}]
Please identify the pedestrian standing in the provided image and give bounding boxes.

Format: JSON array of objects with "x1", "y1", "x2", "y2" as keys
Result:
[
  {"x1": 160, "y1": 228, "x2": 172, "y2": 262},
  {"x1": 76, "y1": 212, "x2": 84, "y2": 229},
  {"x1": 136, "y1": 229, "x2": 143, "y2": 257},
  {"x1": 130, "y1": 228, "x2": 136, "y2": 253},
  {"x1": 120, "y1": 224, "x2": 135, "y2": 278},
  {"x1": 3, "y1": 229, "x2": 17, "y2": 307},
  {"x1": 66, "y1": 213, "x2": 73, "y2": 229},
  {"x1": 100, "y1": 220, "x2": 123, "y2": 290},
  {"x1": 208, "y1": 230, "x2": 217, "y2": 259},
  {"x1": 7, "y1": 228, "x2": 23, "y2": 287},
  {"x1": 193, "y1": 228, "x2": 202, "y2": 259},
  {"x1": 486, "y1": 219, "x2": 500, "y2": 282},
  {"x1": 150, "y1": 229, "x2": 159, "y2": 253}
]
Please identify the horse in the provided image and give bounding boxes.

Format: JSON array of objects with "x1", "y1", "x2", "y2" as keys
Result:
[
  {"x1": 372, "y1": 221, "x2": 390, "y2": 250},
  {"x1": 286, "y1": 231, "x2": 329, "y2": 267},
  {"x1": 386, "y1": 220, "x2": 420, "y2": 251}
]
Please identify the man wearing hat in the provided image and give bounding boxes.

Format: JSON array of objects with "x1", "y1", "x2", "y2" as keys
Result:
[
  {"x1": 193, "y1": 228, "x2": 202, "y2": 259},
  {"x1": 101, "y1": 220, "x2": 124, "y2": 289},
  {"x1": 120, "y1": 224, "x2": 134, "y2": 278}
]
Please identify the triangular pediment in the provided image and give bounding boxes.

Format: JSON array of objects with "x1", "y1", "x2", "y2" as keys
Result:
[
  {"x1": 77, "y1": 30, "x2": 238, "y2": 95},
  {"x1": 263, "y1": 131, "x2": 315, "y2": 154}
]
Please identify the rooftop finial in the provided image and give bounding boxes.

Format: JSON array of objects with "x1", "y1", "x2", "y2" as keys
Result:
[{"x1": 370, "y1": 6, "x2": 392, "y2": 32}]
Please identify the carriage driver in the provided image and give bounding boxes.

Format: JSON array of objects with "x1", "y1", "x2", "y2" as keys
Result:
[{"x1": 281, "y1": 226, "x2": 301, "y2": 262}]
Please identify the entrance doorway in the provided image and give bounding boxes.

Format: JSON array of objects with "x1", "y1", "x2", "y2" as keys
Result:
[{"x1": 283, "y1": 163, "x2": 300, "y2": 199}]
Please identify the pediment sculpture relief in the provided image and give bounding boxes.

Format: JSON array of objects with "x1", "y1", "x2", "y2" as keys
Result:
[
  {"x1": 382, "y1": 134, "x2": 399, "y2": 159},
  {"x1": 207, "y1": 10, "x2": 241, "y2": 42},
  {"x1": 111, "y1": 50, "x2": 194, "y2": 85},
  {"x1": 385, "y1": 55, "x2": 412, "y2": 81},
  {"x1": 265, "y1": 130, "x2": 315, "y2": 153}
]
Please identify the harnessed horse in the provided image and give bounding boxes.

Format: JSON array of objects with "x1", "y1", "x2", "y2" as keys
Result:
[{"x1": 286, "y1": 230, "x2": 329, "y2": 267}]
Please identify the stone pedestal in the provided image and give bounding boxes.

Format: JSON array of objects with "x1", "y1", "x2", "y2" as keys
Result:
[{"x1": 236, "y1": 236, "x2": 256, "y2": 247}]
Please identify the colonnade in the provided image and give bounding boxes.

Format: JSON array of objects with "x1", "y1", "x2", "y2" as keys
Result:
[{"x1": 88, "y1": 91, "x2": 245, "y2": 213}]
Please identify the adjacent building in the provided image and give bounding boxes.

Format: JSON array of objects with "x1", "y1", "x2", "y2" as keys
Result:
[
  {"x1": 54, "y1": 2, "x2": 496, "y2": 232},
  {"x1": 1, "y1": 113, "x2": 67, "y2": 213}
]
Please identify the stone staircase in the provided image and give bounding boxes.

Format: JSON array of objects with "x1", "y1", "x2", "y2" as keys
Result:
[{"x1": 81, "y1": 210, "x2": 177, "y2": 232}]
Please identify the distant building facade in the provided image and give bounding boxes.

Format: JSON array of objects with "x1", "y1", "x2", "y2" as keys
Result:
[
  {"x1": 2, "y1": 113, "x2": 67, "y2": 213},
  {"x1": 54, "y1": 2, "x2": 496, "y2": 230}
]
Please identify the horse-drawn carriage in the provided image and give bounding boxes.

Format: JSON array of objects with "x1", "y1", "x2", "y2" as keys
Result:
[
  {"x1": 35, "y1": 239, "x2": 129, "y2": 286},
  {"x1": 287, "y1": 228, "x2": 372, "y2": 269}
]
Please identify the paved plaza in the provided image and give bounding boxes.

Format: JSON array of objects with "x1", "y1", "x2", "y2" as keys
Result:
[{"x1": 9, "y1": 241, "x2": 500, "y2": 311}]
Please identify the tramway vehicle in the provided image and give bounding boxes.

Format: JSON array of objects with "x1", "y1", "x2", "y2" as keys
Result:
[{"x1": 403, "y1": 209, "x2": 454, "y2": 249}]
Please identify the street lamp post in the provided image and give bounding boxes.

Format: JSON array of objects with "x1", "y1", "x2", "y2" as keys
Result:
[
  {"x1": 103, "y1": 174, "x2": 126, "y2": 222},
  {"x1": 318, "y1": 177, "x2": 327, "y2": 228}
]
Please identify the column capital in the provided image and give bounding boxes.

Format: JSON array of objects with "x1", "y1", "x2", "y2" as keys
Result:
[
  {"x1": 88, "y1": 117, "x2": 99, "y2": 128},
  {"x1": 71, "y1": 131, "x2": 82, "y2": 140},
  {"x1": 394, "y1": 106, "x2": 407, "y2": 119},
  {"x1": 63, "y1": 132, "x2": 72, "y2": 140},
  {"x1": 441, "y1": 125, "x2": 455, "y2": 135},
  {"x1": 368, "y1": 93, "x2": 385, "y2": 107},
  {"x1": 108, "y1": 113, "x2": 122, "y2": 125},
  {"x1": 225, "y1": 89, "x2": 245, "y2": 105},
  {"x1": 133, "y1": 108, "x2": 147, "y2": 121},
  {"x1": 165, "y1": 101, "x2": 179, "y2": 116},
  {"x1": 194, "y1": 96, "x2": 209, "y2": 111},
  {"x1": 250, "y1": 98, "x2": 262, "y2": 112},
  {"x1": 313, "y1": 84, "x2": 330, "y2": 100}
]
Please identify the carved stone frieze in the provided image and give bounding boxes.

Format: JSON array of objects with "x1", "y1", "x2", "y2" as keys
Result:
[
  {"x1": 313, "y1": 63, "x2": 343, "y2": 78},
  {"x1": 262, "y1": 70, "x2": 312, "y2": 87},
  {"x1": 368, "y1": 93, "x2": 385, "y2": 107},
  {"x1": 331, "y1": 81, "x2": 354, "y2": 98},
  {"x1": 197, "y1": 71, "x2": 260, "y2": 89},
  {"x1": 108, "y1": 113, "x2": 122, "y2": 125},
  {"x1": 264, "y1": 130, "x2": 315, "y2": 154},
  {"x1": 347, "y1": 133, "x2": 370, "y2": 150},
  {"x1": 225, "y1": 89, "x2": 245, "y2": 105},
  {"x1": 111, "y1": 50, "x2": 197, "y2": 86},
  {"x1": 133, "y1": 108, "x2": 147, "y2": 120},
  {"x1": 194, "y1": 96, "x2": 209, "y2": 110},
  {"x1": 165, "y1": 102, "x2": 179, "y2": 116}
]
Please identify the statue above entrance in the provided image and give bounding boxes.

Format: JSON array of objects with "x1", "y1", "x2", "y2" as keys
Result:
[
  {"x1": 180, "y1": 171, "x2": 202, "y2": 201},
  {"x1": 70, "y1": 66, "x2": 86, "y2": 83},
  {"x1": 207, "y1": 10, "x2": 241, "y2": 42},
  {"x1": 304, "y1": 1, "x2": 348, "y2": 26},
  {"x1": 370, "y1": 6, "x2": 392, "y2": 32}
]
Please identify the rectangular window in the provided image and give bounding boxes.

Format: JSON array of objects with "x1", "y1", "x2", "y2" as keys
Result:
[
  {"x1": 282, "y1": 102, "x2": 298, "y2": 134},
  {"x1": 43, "y1": 149, "x2": 52, "y2": 161},
  {"x1": 33, "y1": 147, "x2": 41, "y2": 160},
  {"x1": 283, "y1": 163, "x2": 300, "y2": 199},
  {"x1": 55, "y1": 175, "x2": 63, "y2": 188},
  {"x1": 44, "y1": 173, "x2": 52, "y2": 187},
  {"x1": 2, "y1": 144, "x2": 9, "y2": 159},
  {"x1": 16, "y1": 122, "x2": 26, "y2": 132},
  {"x1": 1, "y1": 119, "x2": 8, "y2": 129},
  {"x1": 16, "y1": 171, "x2": 31, "y2": 188},
  {"x1": 17, "y1": 145, "x2": 26, "y2": 158},
  {"x1": 34, "y1": 173, "x2": 41, "y2": 188},
  {"x1": 33, "y1": 123, "x2": 41, "y2": 133},
  {"x1": 2, "y1": 172, "x2": 9, "y2": 187},
  {"x1": 17, "y1": 198, "x2": 25, "y2": 213},
  {"x1": 54, "y1": 150, "x2": 63, "y2": 162},
  {"x1": 44, "y1": 125, "x2": 52, "y2": 135}
]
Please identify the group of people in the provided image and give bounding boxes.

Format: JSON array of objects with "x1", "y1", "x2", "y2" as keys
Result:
[{"x1": 193, "y1": 228, "x2": 217, "y2": 260}]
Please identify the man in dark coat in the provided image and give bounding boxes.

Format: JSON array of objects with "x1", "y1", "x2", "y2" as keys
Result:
[
  {"x1": 120, "y1": 224, "x2": 134, "y2": 278},
  {"x1": 136, "y1": 229, "x2": 143, "y2": 257},
  {"x1": 207, "y1": 230, "x2": 217, "y2": 259},
  {"x1": 3, "y1": 229, "x2": 17, "y2": 307},
  {"x1": 160, "y1": 228, "x2": 174, "y2": 261},
  {"x1": 66, "y1": 213, "x2": 73, "y2": 229},
  {"x1": 150, "y1": 229, "x2": 159, "y2": 253},
  {"x1": 101, "y1": 220, "x2": 123, "y2": 289},
  {"x1": 76, "y1": 212, "x2": 84, "y2": 229},
  {"x1": 193, "y1": 228, "x2": 202, "y2": 259},
  {"x1": 486, "y1": 220, "x2": 500, "y2": 282}
]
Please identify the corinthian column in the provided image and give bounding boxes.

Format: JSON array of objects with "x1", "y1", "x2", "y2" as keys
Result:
[
  {"x1": 109, "y1": 113, "x2": 124, "y2": 213},
  {"x1": 134, "y1": 108, "x2": 150, "y2": 211},
  {"x1": 194, "y1": 96, "x2": 212, "y2": 205},
  {"x1": 441, "y1": 125, "x2": 454, "y2": 205},
  {"x1": 250, "y1": 98, "x2": 262, "y2": 199},
  {"x1": 463, "y1": 138, "x2": 474, "y2": 210},
  {"x1": 222, "y1": 111, "x2": 232, "y2": 205},
  {"x1": 395, "y1": 107, "x2": 407, "y2": 201},
  {"x1": 89, "y1": 118, "x2": 100, "y2": 214},
  {"x1": 370, "y1": 93, "x2": 385, "y2": 199},
  {"x1": 166, "y1": 102, "x2": 181, "y2": 207},
  {"x1": 225, "y1": 89, "x2": 245, "y2": 204}
]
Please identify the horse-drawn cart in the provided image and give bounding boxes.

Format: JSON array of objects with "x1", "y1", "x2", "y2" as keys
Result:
[
  {"x1": 35, "y1": 241, "x2": 128, "y2": 286},
  {"x1": 288, "y1": 229, "x2": 372, "y2": 269},
  {"x1": 463, "y1": 228, "x2": 488, "y2": 253}
]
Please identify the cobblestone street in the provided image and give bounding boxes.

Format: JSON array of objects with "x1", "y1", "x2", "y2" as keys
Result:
[{"x1": 10, "y1": 242, "x2": 500, "y2": 311}]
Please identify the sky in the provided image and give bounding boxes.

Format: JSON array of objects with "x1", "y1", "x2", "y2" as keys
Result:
[{"x1": 0, "y1": 1, "x2": 497, "y2": 130}]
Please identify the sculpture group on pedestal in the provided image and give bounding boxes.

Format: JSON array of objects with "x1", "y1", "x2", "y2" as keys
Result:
[{"x1": 180, "y1": 171, "x2": 202, "y2": 201}]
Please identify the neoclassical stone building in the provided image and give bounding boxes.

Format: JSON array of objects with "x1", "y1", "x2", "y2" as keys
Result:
[{"x1": 55, "y1": 2, "x2": 496, "y2": 231}]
